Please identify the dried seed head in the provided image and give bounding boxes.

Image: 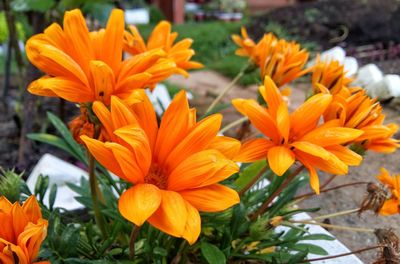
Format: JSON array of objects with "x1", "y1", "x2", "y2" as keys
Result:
[
  {"x1": 359, "y1": 183, "x2": 388, "y2": 215},
  {"x1": 373, "y1": 229, "x2": 400, "y2": 264}
]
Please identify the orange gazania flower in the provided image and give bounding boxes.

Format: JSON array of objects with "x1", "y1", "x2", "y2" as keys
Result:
[
  {"x1": 232, "y1": 29, "x2": 309, "y2": 87},
  {"x1": 26, "y1": 9, "x2": 176, "y2": 105},
  {"x1": 232, "y1": 77, "x2": 363, "y2": 193},
  {"x1": 81, "y1": 91, "x2": 240, "y2": 244},
  {"x1": 312, "y1": 58, "x2": 353, "y2": 95},
  {"x1": 0, "y1": 196, "x2": 48, "y2": 264},
  {"x1": 321, "y1": 87, "x2": 400, "y2": 153},
  {"x1": 123, "y1": 21, "x2": 203, "y2": 77},
  {"x1": 376, "y1": 168, "x2": 400, "y2": 215}
]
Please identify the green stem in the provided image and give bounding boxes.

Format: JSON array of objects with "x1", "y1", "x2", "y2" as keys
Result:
[
  {"x1": 239, "y1": 164, "x2": 268, "y2": 195},
  {"x1": 251, "y1": 165, "x2": 304, "y2": 220},
  {"x1": 312, "y1": 208, "x2": 360, "y2": 221},
  {"x1": 219, "y1": 116, "x2": 248, "y2": 134},
  {"x1": 288, "y1": 219, "x2": 375, "y2": 233},
  {"x1": 205, "y1": 62, "x2": 249, "y2": 115},
  {"x1": 88, "y1": 125, "x2": 107, "y2": 238}
]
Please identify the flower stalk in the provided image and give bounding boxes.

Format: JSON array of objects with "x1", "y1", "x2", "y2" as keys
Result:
[
  {"x1": 88, "y1": 124, "x2": 107, "y2": 238},
  {"x1": 251, "y1": 165, "x2": 304, "y2": 220},
  {"x1": 302, "y1": 245, "x2": 383, "y2": 263},
  {"x1": 288, "y1": 219, "x2": 375, "y2": 233},
  {"x1": 129, "y1": 225, "x2": 141, "y2": 259}
]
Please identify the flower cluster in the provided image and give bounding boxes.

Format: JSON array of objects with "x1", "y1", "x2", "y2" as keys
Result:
[
  {"x1": 0, "y1": 196, "x2": 48, "y2": 264},
  {"x1": 232, "y1": 27, "x2": 309, "y2": 86}
]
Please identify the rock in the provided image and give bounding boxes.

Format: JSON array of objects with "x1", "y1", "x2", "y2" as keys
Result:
[
  {"x1": 343, "y1": 57, "x2": 358, "y2": 77},
  {"x1": 353, "y1": 64, "x2": 383, "y2": 88},
  {"x1": 365, "y1": 74, "x2": 400, "y2": 99},
  {"x1": 125, "y1": 8, "x2": 149, "y2": 25},
  {"x1": 320, "y1": 46, "x2": 346, "y2": 64}
]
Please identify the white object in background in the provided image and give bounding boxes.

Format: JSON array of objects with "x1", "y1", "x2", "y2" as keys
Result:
[
  {"x1": 353, "y1": 64, "x2": 383, "y2": 88},
  {"x1": 343, "y1": 57, "x2": 358, "y2": 77},
  {"x1": 320, "y1": 46, "x2": 346, "y2": 64},
  {"x1": 366, "y1": 74, "x2": 400, "y2": 99},
  {"x1": 27, "y1": 154, "x2": 87, "y2": 210},
  {"x1": 146, "y1": 84, "x2": 172, "y2": 115},
  {"x1": 125, "y1": 8, "x2": 149, "y2": 25},
  {"x1": 185, "y1": 3, "x2": 200, "y2": 13},
  {"x1": 276, "y1": 212, "x2": 363, "y2": 264}
]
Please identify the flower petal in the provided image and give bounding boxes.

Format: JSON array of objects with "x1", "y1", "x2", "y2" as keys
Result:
[
  {"x1": 267, "y1": 146, "x2": 295, "y2": 176},
  {"x1": 21, "y1": 196, "x2": 42, "y2": 224},
  {"x1": 182, "y1": 201, "x2": 201, "y2": 245},
  {"x1": 259, "y1": 77, "x2": 284, "y2": 118},
  {"x1": 291, "y1": 141, "x2": 331, "y2": 160},
  {"x1": 118, "y1": 184, "x2": 162, "y2": 226},
  {"x1": 234, "y1": 138, "x2": 274, "y2": 162},
  {"x1": 101, "y1": 9, "x2": 124, "y2": 72},
  {"x1": 301, "y1": 127, "x2": 364, "y2": 147},
  {"x1": 208, "y1": 136, "x2": 241, "y2": 159},
  {"x1": 179, "y1": 184, "x2": 240, "y2": 212},
  {"x1": 325, "y1": 145, "x2": 362, "y2": 166},
  {"x1": 148, "y1": 190, "x2": 187, "y2": 237},
  {"x1": 89, "y1": 60, "x2": 115, "y2": 104},
  {"x1": 168, "y1": 150, "x2": 238, "y2": 191}
]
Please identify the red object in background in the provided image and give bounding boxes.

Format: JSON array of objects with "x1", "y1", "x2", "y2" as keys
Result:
[
  {"x1": 149, "y1": 0, "x2": 185, "y2": 24},
  {"x1": 247, "y1": 0, "x2": 295, "y2": 13}
]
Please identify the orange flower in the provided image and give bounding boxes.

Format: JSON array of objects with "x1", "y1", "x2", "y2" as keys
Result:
[
  {"x1": 0, "y1": 196, "x2": 48, "y2": 264},
  {"x1": 312, "y1": 59, "x2": 353, "y2": 95},
  {"x1": 232, "y1": 29, "x2": 309, "y2": 87},
  {"x1": 321, "y1": 86, "x2": 400, "y2": 153},
  {"x1": 124, "y1": 21, "x2": 203, "y2": 77},
  {"x1": 232, "y1": 77, "x2": 364, "y2": 193},
  {"x1": 81, "y1": 91, "x2": 240, "y2": 244},
  {"x1": 26, "y1": 9, "x2": 176, "y2": 105},
  {"x1": 376, "y1": 168, "x2": 400, "y2": 215}
]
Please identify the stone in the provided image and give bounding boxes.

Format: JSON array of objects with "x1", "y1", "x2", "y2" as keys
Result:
[
  {"x1": 320, "y1": 46, "x2": 346, "y2": 64},
  {"x1": 343, "y1": 57, "x2": 358, "y2": 77},
  {"x1": 365, "y1": 74, "x2": 400, "y2": 99},
  {"x1": 353, "y1": 64, "x2": 383, "y2": 88}
]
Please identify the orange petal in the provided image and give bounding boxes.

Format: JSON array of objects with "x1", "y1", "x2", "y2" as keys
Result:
[
  {"x1": 234, "y1": 138, "x2": 274, "y2": 162},
  {"x1": 182, "y1": 201, "x2": 201, "y2": 245},
  {"x1": 291, "y1": 141, "x2": 331, "y2": 160},
  {"x1": 80, "y1": 136, "x2": 125, "y2": 179},
  {"x1": 105, "y1": 142, "x2": 144, "y2": 184},
  {"x1": 301, "y1": 127, "x2": 364, "y2": 147},
  {"x1": 101, "y1": 9, "x2": 124, "y2": 72},
  {"x1": 167, "y1": 150, "x2": 238, "y2": 191},
  {"x1": 125, "y1": 90, "x2": 158, "y2": 150},
  {"x1": 259, "y1": 77, "x2": 283, "y2": 118},
  {"x1": 92, "y1": 101, "x2": 114, "y2": 140},
  {"x1": 89, "y1": 60, "x2": 115, "y2": 105},
  {"x1": 147, "y1": 21, "x2": 171, "y2": 50},
  {"x1": 148, "y1": 190, "x2": 187, "y2": 237},
  {"x1": 165, "y1": 114, "x2": 222, "y2": 172},
  {"x1": 17, "y1": 220, "x2": 48, "y2": 263},
  {"x1": 208, "y1": 136, "x2": 241, "y2": 159},
  {"x1": 155, "y1": 90, "x2": 190, "y2": 165},
  {"x1": 11, "y1": 203, "x2": 29, "y2": 239},
  {"x1": 114, "y1": 125, "x2": 152, "y2": 176},
  {"x1": 21, "y1": 196, "x2": 42, "y2": 224},
  {"x1": 325, "y1": 145, "x2": 362, "y2": 166},
  {"x1": 276, "y1": 103, "x2": 290, "y2": 143},
  {"x1": 179, "y1": 184, "x2": 240, "y2": 212},
  {"x1": 28, "y1": 76, "x2": 93, "y2": 103},
  {"x1": 267, "y1": 146, "x2": 295, "y2": 176},
  {"x1": 110, "y1": 96, "x2": 138, "y2": 129},
  {"x1": 379, "y1": 199, "x2": 399, "y2": 215},
  {"x1": 290, "y1": 93, "x2": 332, "y2": 137},
  {"x1": 118, "y1": 184, "x2": 162, "y2": 226},
  {"x1": 63, "y1": 9, "x2": 94, "y2": 74},
  {"x1": 232, "y1": 99, "x2": 279, "y2": 140}
]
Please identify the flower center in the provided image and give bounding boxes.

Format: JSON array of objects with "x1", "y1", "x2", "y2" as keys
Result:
[{"x1": 144, "y1": 164, "x2": 167, "y2": 189}]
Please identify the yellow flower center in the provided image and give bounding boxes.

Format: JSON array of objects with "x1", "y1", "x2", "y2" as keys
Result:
[{"x1": 144, "y1": 164, "x2": 167, "y2": 189}]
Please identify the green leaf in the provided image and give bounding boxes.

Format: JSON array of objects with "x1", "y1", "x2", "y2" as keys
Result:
[
  {"x1": 47, "y1": 112, "x2": 86, "y2": 162},
  {"x1": 234, "y1": 160, "x2": 267, "y2": 190},
  {"x1": 49, "y1": 184, "x2": 57, "y2": 211},
  {"x1": 287, "y1": 251, "x2": 308, "y2": 264},
  {"x1": 200, "y1": 242, "x2": 226, "y2": 264},
  {"x1": 27, "y1": 133, "x2": 76, "y2": 159},
  {"x1": 301, "y1": 234, "x2": 335, "y2": 241},
  {"x1": 12, "y1": 0, "x2": 55, "y2": 12},
  {"x1": 290, "y1": 243, "x2": 328, "y2": 256},
  {"x1": 153, "y1": 246, "x2": 168, "y2": 256}
]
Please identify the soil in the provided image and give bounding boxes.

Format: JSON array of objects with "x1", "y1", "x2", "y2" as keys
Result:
[{"x1": 169, "y1": 70, "x2": 400, "y2": 263}]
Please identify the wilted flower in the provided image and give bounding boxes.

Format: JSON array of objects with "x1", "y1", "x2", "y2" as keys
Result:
[
  {"x1": 26, "y1": 9, "x2": 176, "y2": 105},
  {"x1": 124, "y1": 21, "x2": 203, "y2": 77},
  {"x1": 374, "y1": 229, "x2": 400, "y2": 264},
  {"x1": 0, "y1": 196, "x2": 48, "y2": 264},
  {"x1": 81, "y1": 91, "x2": 240, "y2": 244},
  {"x1": 359, "y1": 182, "x2": 388, "y2": 215},
  {"x1": 233, "y1": 77, "x2": 363, "y2": 193}
]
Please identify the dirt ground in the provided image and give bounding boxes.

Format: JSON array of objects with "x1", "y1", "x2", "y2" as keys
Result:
[{"x1": 169, "y1": 70, "x2": 400, "y2": 263}]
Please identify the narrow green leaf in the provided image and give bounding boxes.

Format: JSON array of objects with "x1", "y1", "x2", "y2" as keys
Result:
[
  {"x1": 27, "y1": 133, "x2": 79, "y2": 160},
  {"x1": 301, "y1": 234, "x2": 335, "y2": 241},
  {"x1": 200, "y1": 242, "x2": 226, "y2": 264},
  {"x1": 49, "y1": 184, "x2": 57, "y2": 211},
  {"x1": 234, "y1": 160, "x2": 267, "y2": 190},
  {"x1": 290, "y1": 243, "x2": 328, "y2": 255}
]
